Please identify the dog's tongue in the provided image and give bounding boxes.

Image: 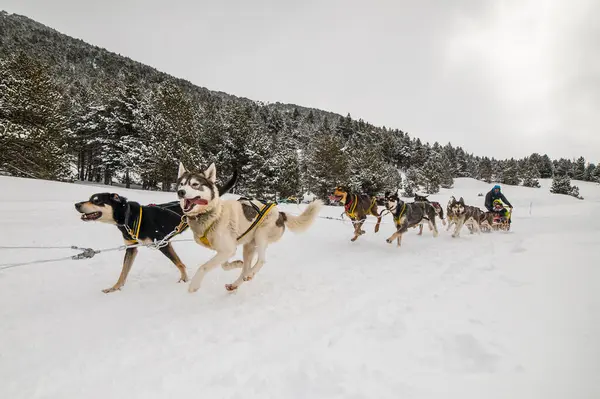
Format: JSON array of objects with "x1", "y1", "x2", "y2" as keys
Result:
[{"x1": 185, "y1": 198, "x2": 208, "y2": 209}]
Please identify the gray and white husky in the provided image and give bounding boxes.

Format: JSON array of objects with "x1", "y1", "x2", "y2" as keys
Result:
[
  {"x1": 447, "y1": 196, "x2": 488, "y2": 237},
  {"x1": 177, "y1": 162, "x2": 323, "y2": 293}
]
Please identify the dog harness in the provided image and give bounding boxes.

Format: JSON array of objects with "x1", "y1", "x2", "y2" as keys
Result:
[
  {"x1": 122, "y1": 206, "x2": 143, "y2": 242},
  {"x1": 393, "y1": 203, "x2": 407, "y2": 224},
  {"x1": 192, "y1": 200, "x2": 276, "y2": 250},
  {"x1": 344, "y1": 195, "x2": 376, "y2": 219}
]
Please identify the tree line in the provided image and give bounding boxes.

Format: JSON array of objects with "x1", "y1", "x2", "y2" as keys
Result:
[{"x1": 0, "y1": 12, "x2": 598, "y2": 202}]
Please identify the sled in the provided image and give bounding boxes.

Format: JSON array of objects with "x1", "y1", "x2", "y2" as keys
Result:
[{"x1": 487, "y1": 207, "x2": 512, "y2": 232}]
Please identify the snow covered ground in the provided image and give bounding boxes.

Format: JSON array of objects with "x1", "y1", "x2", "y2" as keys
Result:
[{"x1": 0, "y1": 176, "x2": 599, "y2": 399}]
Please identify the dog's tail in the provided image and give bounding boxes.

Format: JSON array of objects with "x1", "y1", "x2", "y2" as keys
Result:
[
  {"x1": 218, "y1": 169, "x2": 239, "y2": 195},
  {"x1": 280, "y1": 200, "x2": 323, "y2": 233}
]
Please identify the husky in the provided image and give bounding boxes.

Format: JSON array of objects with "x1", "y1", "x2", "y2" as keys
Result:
[
  {"x1": 383, "y1": 191, "x2": 438, "y2": 247},
  {"x1": 447, "y1": 197, "x2": 488, "y2": 237},
  {"x1": 177, "y1": 162, "x2": 323, "y2": 293},
  {"x1": 413, "y1": 194, "x2": 446, "y2": 235}
]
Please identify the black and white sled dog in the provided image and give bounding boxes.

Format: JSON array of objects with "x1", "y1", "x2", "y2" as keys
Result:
[
  {"x1": 413, "y1": 194, "x2": 446, "y2": 235},
  {"x1": 383, "y1": 191, "x2": 439, "y2": 247},
  {"x1": 447, "y1": 196, "x2": 489, "y2": 237},
  {"x1": 177, "y1": 162, "x2": 323, "y2": 293}
]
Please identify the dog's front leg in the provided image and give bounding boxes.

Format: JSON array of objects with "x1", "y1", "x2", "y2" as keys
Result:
[
  {"x1": 103, "y1": 247, "x2": 138, "y2": 293},
  {"x1": 188, "y1": 248, "x2": 236, "y2": 293},
  {"x1": 418, "y1": 223, "x2": 423, "y2": 235},
  {"x1": 452, "y1": 219, "x2": 464, "y2": 238},
  {"x1": 351, "y1": 219, "x2": 364, "y2": 241},
  {"x1": 386, "y1": 230, "x2": 400, "y2": 244}
]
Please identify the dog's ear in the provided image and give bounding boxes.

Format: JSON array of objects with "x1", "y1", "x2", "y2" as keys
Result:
[
  {"x1": 459, "y1": 197, "x2": 464, "y2": 204},
  {"x1": 178, "y1": 162, "x2": 187, "y2": 179},
  {"x1": 111, "y1": 193, "x2": 127, "y2": 203},
  {"x1": 204, "y1": 162, "x2": 217, "y2": 183}
]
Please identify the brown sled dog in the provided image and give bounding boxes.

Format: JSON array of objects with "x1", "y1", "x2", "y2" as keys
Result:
[{"x1": 332, "y1": 186, "x2": 382, "y2": 241}]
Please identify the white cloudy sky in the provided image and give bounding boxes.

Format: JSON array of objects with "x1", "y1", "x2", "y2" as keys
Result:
[{"x1": 3, "y1": 0, "x2": 599, "y2": 161}]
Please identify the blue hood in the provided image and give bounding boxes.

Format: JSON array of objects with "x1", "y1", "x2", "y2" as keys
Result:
[{"x1": 493, "y1": 185, "x2": 501, "y2": 191}]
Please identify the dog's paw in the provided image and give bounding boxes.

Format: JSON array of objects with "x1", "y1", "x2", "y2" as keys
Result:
[
  {"x1": 386, "y1": 238, "x2": 392, "y2": 244},
  {"x1": 351, "y1": 236, "x2": 358, "y2": 242},
  {"x1": 188, "y1": 283, "x2": 200, "y2": 293},
  {"x1": 178, "y1": 276, "x2": 189, "y2": 283},
  {"x1": 242, "y1": 274, "x2": 253, "y2": 282},
  {"x1": 102, "y1": 286, "x2": 121, "y2": 294},
  {"x1": 225, "y1": 284, "x2": 238, "y2": 291}
]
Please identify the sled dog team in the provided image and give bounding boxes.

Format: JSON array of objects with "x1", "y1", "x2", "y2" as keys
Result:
[
  {"x1": 331, "y1": 186, "x2": 512, "y2": 245},
  {"x1": 75, "y1": 163, "x2": 511, "y2": 294}
]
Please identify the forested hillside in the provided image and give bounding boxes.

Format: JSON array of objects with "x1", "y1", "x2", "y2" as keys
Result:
[{"x1": 1, "y1": 11, "x2": 597, "y2": 200}]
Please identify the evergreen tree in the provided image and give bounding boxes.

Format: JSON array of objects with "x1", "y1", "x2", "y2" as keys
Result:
[
  {"x1": 593, "y1": 164, "x2": 600, "y2": 183},
  {"x1": 550, "y1": 174, "x2": 582, "y2": 199},
  {"x1": 550, "y1": 175, "x2": 572, "y2": 195},
  {"x1": 440, "y1": 153, "x2": 455, "y2": 189},
  {"x1": 554, "y1": 158, "x2": 573, "y2": 177},
  {"x1": 478, "y1": 157, "x2": 493, "y2": 183},
  {"x1": 305, "y1": 131, "x2": 348, "y2": 199},
  {"x1": 421, "y1": 156, "x2": 442, "y2": 194},
  {"x1": 403, "y1": 167, "x2": 420, "y2": 197},
  {"x1": 501, "y1": 159, "x2": 520, "y2": 185},
  {"x1": 539, "y1": 154, "x2": 554, "y2": 178},
  {"x1": 573, "y1": 156, "x2": 586, "y2": 181},
  {"x1": 521, "y1": 161, "x2": 541, "y2": 188},
  {"x1": 0, "y1": 52, "x2": 72, "y2": 180},
  {"x1": 454, "y1": 148, "x2": 469, "y2": 177},
  {"x1": 583, "y1": 163, "x2": 596, "y2": 182}
]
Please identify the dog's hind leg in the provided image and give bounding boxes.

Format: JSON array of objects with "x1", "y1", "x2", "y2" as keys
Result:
[
  {"x1": 372, "y1": 206, "x2": 382, "y2": 233},
  {"x1": 103, "y1": 247, "x2": 138, "y2": 293},
  {"x1": 396, "y1": 232, "x2": 403, "y2": 247},
  {"x1": 418, "y1": 223, "x2": 423, "y2": 236},
  {"x1": 242, "y1": 233, "x2": 269, "y2": 283},
  {"x1": 158, "y1": 243, "x2": 188, "y2": 283},
  {"x1": 227, "y1": 242, "x2": 257, "y2": 290},
  {"x1": 429, "y1": 218, "x2": 439, "y2": 238}
]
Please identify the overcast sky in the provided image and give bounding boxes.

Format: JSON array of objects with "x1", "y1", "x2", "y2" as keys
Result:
[{"x1": 3, "y1": 0, "x2": 599, "y2": 161}]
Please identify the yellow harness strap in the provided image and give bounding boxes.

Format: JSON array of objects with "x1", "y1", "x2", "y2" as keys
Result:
[
  {"x1": 237, "y1": 203, "x2": 276, "y2": 241},
  {"x1": 197, "y1": 202, "x2": 276, "y2": 249},
  {"x1": 125, "y1": 206, "x2": 143, "y2": 242},
  {"x1": 197, "y1": 220, "x2": 215, "y2": 249},
  {"x1": 393, "y1": 203, "x2": 406, "y2": 224},
  {"x1": 345, "y1": 194, "x2": 359, "y2": 219}
]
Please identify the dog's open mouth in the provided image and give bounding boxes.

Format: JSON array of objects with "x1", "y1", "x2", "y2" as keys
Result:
[
  {"x1": 81, "y1": 212, "x2": 102, "y2": 221},
  {"x1": 329, "y1": 195, "x2": 342, "y2": 203},
  {"x1": 183, "y1": 197, "x2": 208, "y2": 212}
]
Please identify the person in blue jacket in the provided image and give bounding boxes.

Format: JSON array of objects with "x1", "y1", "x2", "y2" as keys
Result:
[{"x1": 484, "y1": 185, "x2": 513, "y2": 212}]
